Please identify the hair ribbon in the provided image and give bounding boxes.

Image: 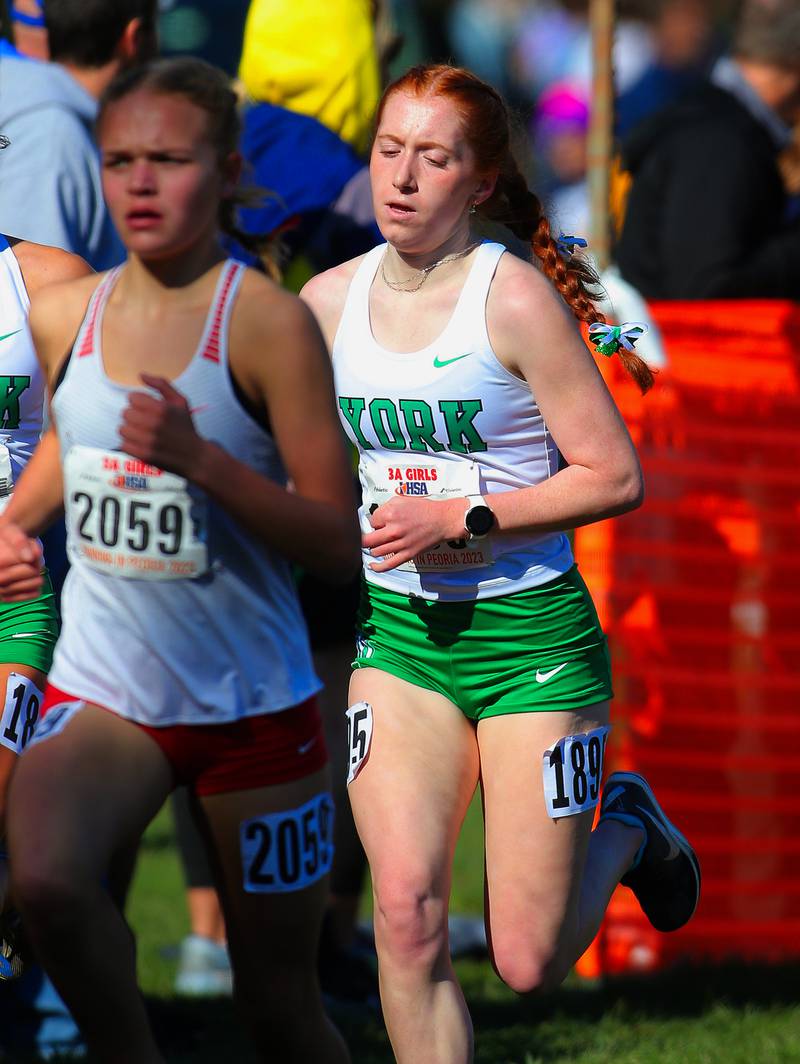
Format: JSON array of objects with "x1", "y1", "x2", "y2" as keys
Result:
[
  {"x1": 588, "y1": 321, "x2": 648, "y2": 356},
  {"x1": 556, "y1": 233, "x2": 588, "y2": 256}
]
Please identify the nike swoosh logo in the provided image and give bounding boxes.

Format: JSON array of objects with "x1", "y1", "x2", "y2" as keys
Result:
[
  {"x1": 535, "y1": 662, "x2": 569, "y2": 683},
  {"x1": 297, "y1": 736, "x2": 318, "y2": 756},
  {"x1": 637, "y1": 807, "x2": 680, "y2": 860},
  {"x1": 0, "y1": 330, "x2": 22, "y2": 343},
  {"x1": 603, "y1": 785, "x2": 626, "y2": 807},
  {"x1": 432, "y1": 352, "x2": 474, "y2": 368}
]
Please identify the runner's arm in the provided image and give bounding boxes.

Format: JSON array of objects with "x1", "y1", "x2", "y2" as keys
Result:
[
  {"x1": 120, "y1": 278, "x2": 361, "y2": 582},
  {"x1": 480, "y1": 258, "x2": 644, "y2": 532},
  {"x1": 0, "y1": 428, "x2": 64, "y2": 537}
]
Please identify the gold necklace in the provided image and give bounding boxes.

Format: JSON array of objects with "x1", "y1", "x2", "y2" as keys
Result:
[{"x1": 380, "y1": 243, "x2": 480, "y2": 293}]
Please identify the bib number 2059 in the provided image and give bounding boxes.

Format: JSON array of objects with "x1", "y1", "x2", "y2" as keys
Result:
[
  {"x1": 64, "y1": 446, "x2": 208, "y2": 580},
  {"x1": 240, "y1": 792, "x2": 335, "y2": 893},
  {"x1": 542, "y1": 726, "x2": 609, "y2": 819}
]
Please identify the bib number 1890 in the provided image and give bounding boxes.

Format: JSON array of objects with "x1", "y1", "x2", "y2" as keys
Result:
[
  {"x1": 0, "y1": 673, "x2": 43, "y2": 755},
  {"x1": 542, "y1": 726, "x2": 609, "y2": 819}
]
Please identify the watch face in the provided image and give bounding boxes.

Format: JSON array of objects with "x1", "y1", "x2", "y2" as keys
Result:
[{"x1": 466, "y1": 504, "x2": 494, "y2": 538}]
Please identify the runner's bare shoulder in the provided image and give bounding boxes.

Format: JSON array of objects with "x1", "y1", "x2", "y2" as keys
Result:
[
  {"x1": 6, "y1": 237, "x2": 92, "y2": 298},
  {"x1": 229, "y1": 265, "x2": 333, "y2": 391},
  {"x1": 299, "y1": 253, "x2": 370, "y2": 349},
  {"x1": 27, "y1": 268, "x2": 104, "y2": 381}
]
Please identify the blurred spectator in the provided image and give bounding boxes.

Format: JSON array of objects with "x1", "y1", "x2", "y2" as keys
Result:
[
  {"x1": 157, "y1": 0, "x2": 250, "y2": 76},
  {"x1": 532, "y1": 80, "x2": 590, "y2": 235},
  {"x1": 780, "y1": 127, "x2": 800, "y2": 197},
  {"x1": 616, "y1": 0, "x2": 722, "y2": 136},
  {"x1": 514, "y1": 0, "x2": 655, "y2": 102},
  {"x1": 233, "y1": 0, "x2": 382, "y2": 275},
  {"x1": 779, "y1": 119, "x2": 800, "y2": 219},
  {"x1": 616, "y1": 0, "x2": 800, "y2": 300},
  {"x1": 447, "y1": 0, "x2": 528, "y2": 102},
  {"x1": 0, "y1": 0, "x2": 158, "y2": 270},
  {"x1": 238, "y1": 0, "x2": 380, "y2": 155},
  {"x1": 236, "y1": 102, "x2": 378, "y2": 274},
  {"x1": 1, "y1": 0, "x2": 48, "y2": 59},
  {"x1": 381, "y1": 0, "x2": 431, "y2": 77}
]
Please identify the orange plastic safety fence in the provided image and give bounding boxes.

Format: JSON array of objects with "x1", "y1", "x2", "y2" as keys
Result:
[{"x1": 575, "y1": 300, "x2": 800, "y2": 976}]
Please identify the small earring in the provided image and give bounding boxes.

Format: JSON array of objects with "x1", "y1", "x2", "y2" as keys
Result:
[{"x1": 469, "y1": 203, "x2": 477, "y2": 215}]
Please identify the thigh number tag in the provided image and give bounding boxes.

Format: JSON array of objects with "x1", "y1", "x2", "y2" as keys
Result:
[
  {"x1": 240, "y1": 792, "x2": 335, "y2": 894},
  {"x1": 346, "y1": 701, "x2": 373, "y2": 785},
  {"x1": 542, "y1": 726, "x2": 609, "y2": 819},
  {"x1": 0, "y1": 673, "x2": 44, "y2": 755},
  {"x1": 26, "y1": 699, "x2": 87, "y2": 750}
]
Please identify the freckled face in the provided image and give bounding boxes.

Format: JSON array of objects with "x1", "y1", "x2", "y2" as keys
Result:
[
  {"x1": 370, "y1": 91, "x2": 488, "y2": 254},
  {"x1": 98, "y1": 90, "x2": 228, "y2": 260}
]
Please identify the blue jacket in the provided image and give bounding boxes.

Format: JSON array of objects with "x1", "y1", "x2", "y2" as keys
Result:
[
  {"x1": 0, "y1": 53, "x2": 124, "y2": 269},
  {"x1": 235, "y1": 101, "x2": 379, "y2": 270}
]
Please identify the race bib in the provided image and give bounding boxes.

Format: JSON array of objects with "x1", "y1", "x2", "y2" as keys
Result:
[
  {"x1": 362, "y1": 457, "x2": 493, "y2": 571},
  {"x1": 63, "y1": 446, "x2": 208, "y2": 580},
  {"x1": 0, "y1": 673, "x2": 43, "y2": 755},
  {"x1": 346, "y1": 700, "x2": 373, "y2": 785},
  {"x1": 25, "y1": 698, "x2": 86, "y2": 749},
  {"x1": 240, "y1": 792, "x2": 335, "y2": 894},
  {"x1": 542, "y1": 726, "x2": 610, "y2": 819}
]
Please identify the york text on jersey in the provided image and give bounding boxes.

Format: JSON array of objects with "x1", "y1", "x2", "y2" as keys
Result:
[
  {"x1": 0, "y1": 375, "x2": 31, "y2": 429},
  {"x1": 338, "y1": 397, "x2": 488, "y2": 454}
]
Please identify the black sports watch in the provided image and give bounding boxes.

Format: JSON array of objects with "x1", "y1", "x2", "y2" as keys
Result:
[{"x1": 464, "y1": 494, "x2": 495, "y2": 540}]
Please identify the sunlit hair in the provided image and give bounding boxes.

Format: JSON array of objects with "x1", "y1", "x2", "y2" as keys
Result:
[
  {"x1": 376, "y1": 64, "x2": 653, "y2": 393},
  {"x1": 97, "y1": 57, "x2": 280, "y2": 279}
]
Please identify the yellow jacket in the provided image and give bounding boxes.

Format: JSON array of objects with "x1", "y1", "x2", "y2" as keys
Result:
[{"x1": 238, "y1": 0, "x2": 380, "y2": 155}]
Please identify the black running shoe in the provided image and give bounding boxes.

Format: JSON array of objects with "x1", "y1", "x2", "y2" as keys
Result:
[
  {"x1": 319, "y1": 942, "x2": 380, "y2": 1012},
  {"x1": 318, "y1": 915, "x2": 380, "y2": 1012},
  {"x1": 600, "y1": 772, "x2": 701, "y2": 933},
  {"x1": 0, "y1": 909, "x2": 30, "y2": 980}
]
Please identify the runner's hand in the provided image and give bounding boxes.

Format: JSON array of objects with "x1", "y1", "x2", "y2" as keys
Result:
[
  {"x1": 0, "y1": 523, "x2": 43, "y2": 602},
  {"x1": 364, "y1": 496, "x2": 465, "y2": 572},
  {"x1": 119, "y1": 374, "x2": 205, "y2": 480}
]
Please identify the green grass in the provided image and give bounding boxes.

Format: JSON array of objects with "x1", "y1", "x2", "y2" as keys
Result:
[{"x1": 123, "y1": 802, "x2": 800, "y2": 1063}]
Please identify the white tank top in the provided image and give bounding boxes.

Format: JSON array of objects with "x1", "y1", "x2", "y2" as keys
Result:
[
  {"x1": 0, "y1": 236, "x2": 47, "y2": 502},
  {"x1": 332, "y1": 241, "x2": 573, "y2": 601},
  {"x1": 50, "y1": 260, "x2": 320, "y2": 726}
]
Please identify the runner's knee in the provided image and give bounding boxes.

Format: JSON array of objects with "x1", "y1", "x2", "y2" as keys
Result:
[
  {"x1": 372, "y1": 869, "x2": 448, "y2": 967},
  {"x1": 490, "y1": 931, "x2": 570, "y2": 994},
  {"x1": 11, "y1": 857, "x2": 88, "y2": 931}
]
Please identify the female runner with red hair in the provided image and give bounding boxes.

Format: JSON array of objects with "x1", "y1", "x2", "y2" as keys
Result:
[{"x1": 303, "y1": 63, "x2": 700, "y2": 1063}]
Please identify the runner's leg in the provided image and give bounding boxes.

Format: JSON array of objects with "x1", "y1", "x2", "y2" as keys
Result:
[
  {"x1": 478, "y1": 703, "x2": 642, "y2": 991},
  {"x1": 348, "y1": 668, "x2": 480, "y2": 1064},
  {"x1": 0, "y1": 664, "x2": 47, "y2": 832},
  {"x1": 197, "y1": 765, "x2": 350, "y2": 1064},
  {"x1": 7, "y1": 705, "x2": 173, "y2": 1063}
]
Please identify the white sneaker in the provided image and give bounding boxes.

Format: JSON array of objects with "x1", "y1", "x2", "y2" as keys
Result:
[
  {"x1": 447, "y1": 915, "x2": 487, "y2": 959},
  {"x1": 174, "y1": 934, "x2": 233, "y2": 997}
]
